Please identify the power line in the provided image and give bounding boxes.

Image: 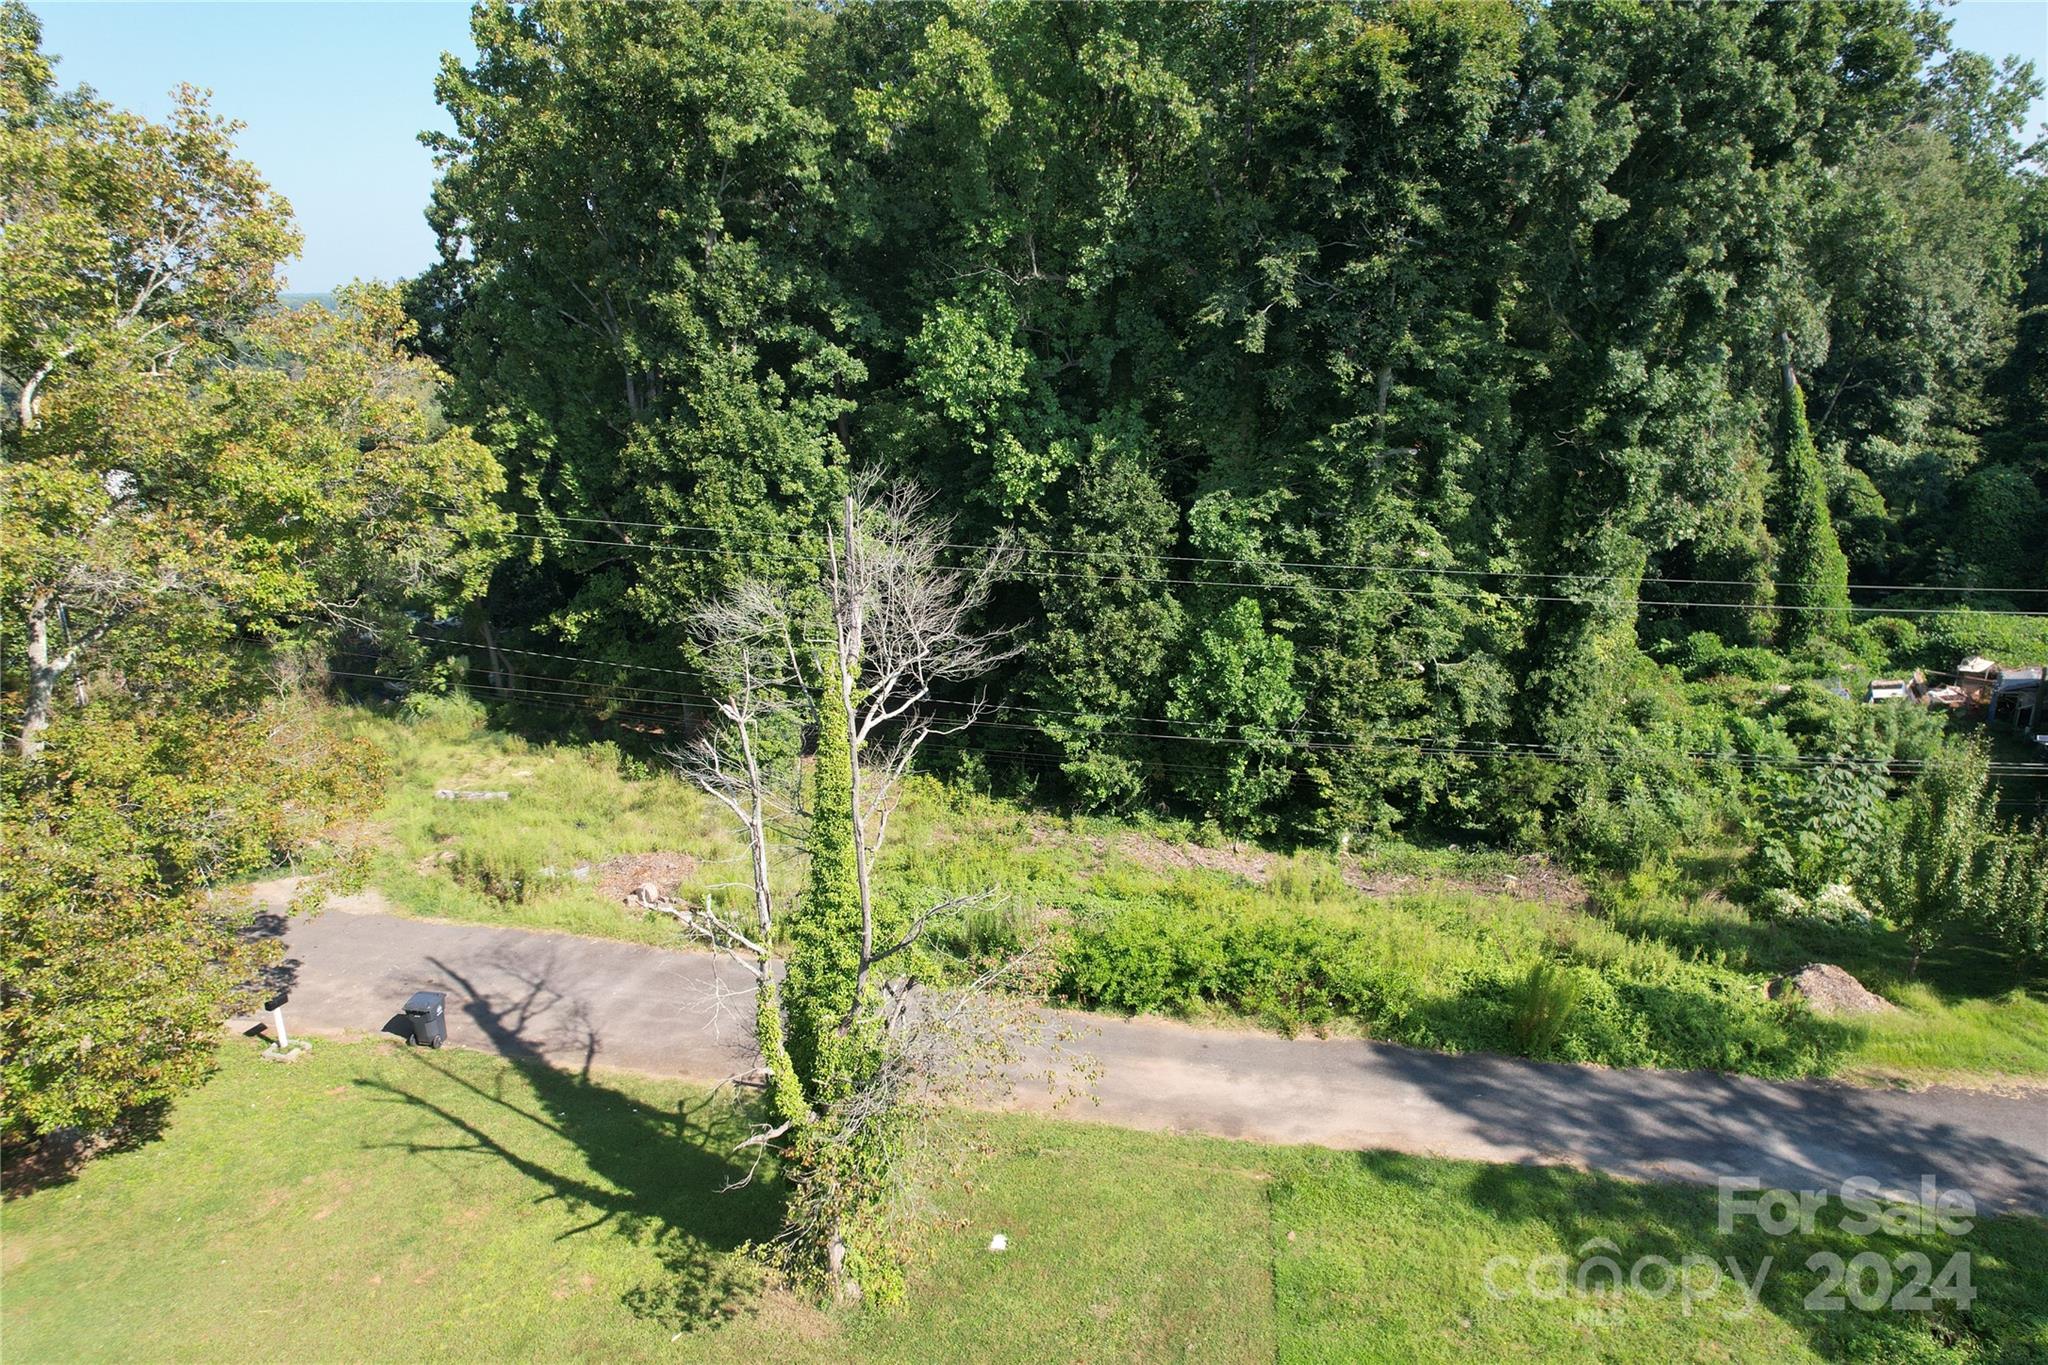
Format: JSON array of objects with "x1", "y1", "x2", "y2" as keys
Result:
[
  {"x1": 352, "y1": 651, "x2": 2048, "y2": 778},
  {"x1": 487, "y1": 506, "x2": 2048, "y2": 599},
  {"x1": 401, "y1": 633, "x2": 2048, "y2": 774},
  {"x1": 484, "y1": 524, "x2": 2048, "y2": 619},
  {"x1": 323, "y1": 668, "x2": 695, "y2": 721}
]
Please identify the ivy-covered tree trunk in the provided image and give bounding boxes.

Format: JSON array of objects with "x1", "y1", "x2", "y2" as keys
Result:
[
  {"x1": 783, "y1": 662, "x2": 877, "y2": 1106},
  {"x1": 773, "y1": 659, "x2": 894, "y2": 1298}
]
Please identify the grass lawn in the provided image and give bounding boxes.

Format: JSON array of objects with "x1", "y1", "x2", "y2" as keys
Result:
[
  {"x1": 4, "y1": 1040, "x2": 2043, "y2": 1362},
  {"x1": 324, "y1": 699, "x2": 2048, "y2": 1087}
]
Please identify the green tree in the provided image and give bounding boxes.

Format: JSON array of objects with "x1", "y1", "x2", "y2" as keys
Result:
[
  {"x1": 1023, "y1": 423, "x2": 1184, "y2": 811},
  {"x1": 4, "y1": 281, "x2": 508, "y2": 756},
  {"x1": 0, "y1": 701, "x2": 383, "y2": 1146},
  {"x1": 1, "y1": 15, "x2": 506, "y2": 1152},
  {"x1": 1746, "y1": 757, "x2": 1890, "y2": 900},
  {"x1": 420, "y1": 0, "x2": 857, "y2": 686},
  {"x1": 0, "y1": 53, "x2": 297, "y2": 432},
  {"x1": 1979, "y1": 818, "x2": 2048, "y2": 977},
  {"x1": 1772, "y1": 350, "x2": 1853, "y2": 650},
  {"x1": 1511, "y1": 1, "x2": 1917, "y2": 760},
  {"x1": 411, "y1": 0, "x2": 2041, "y2": 864},
  {"x1": 1166, "y1": 595, "x2": 1301, "y2": 842},
  {"x1": 1872, "y1": 738, "x2": 1992, "y2": 975}
]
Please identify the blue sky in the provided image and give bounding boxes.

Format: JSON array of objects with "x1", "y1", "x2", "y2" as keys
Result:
[
  {"x1": 32, "y1": 2, "x2": 476, "y2": 291},
  {"x1": 28, "y1": 0, "x2": 2048, "y2": 292}
]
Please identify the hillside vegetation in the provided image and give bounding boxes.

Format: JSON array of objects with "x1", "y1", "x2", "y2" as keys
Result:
[
  {"x1": 342, "y1": 698, "x2": 2048, "y2": 1086},
  {"x1": 409, "y1": 0, "x2": 2048, "y2": 867}
]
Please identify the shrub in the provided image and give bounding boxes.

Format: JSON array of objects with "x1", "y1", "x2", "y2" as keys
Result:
[
  {"x1": 1751, "y1": 886, "x2": 1810, "y2": 921},
  {"x1": 1553, "y1": 778, "x2": 1691, "y2": 874},
  {"x1": 1053, "y1": 897, "x2": 1843, "y2": 1076},
  {"x1": 1509, "y1": 962, "x2": 1583, "y2": 1057},
  {"x1": 1666, "y1": 632, "x2": 1789, "y2": 683},
  {"x1": 1870, "y1": 739, "x2": 1991, "y2": 973},
  {"x1": 1743, "y1": 759, "x2": 1888, "y2": 899},
  {"x1": 451, "y1": 842, "x2": 541, "y2": 903},
  {"x1": 1, "y1": 701, "x2": 382, "y2": 1146},
  {"x1": 1907, "y1": 610, "x2": 2048, "y2": 674},
  {"x1": 397, "y1": 689, "x2": 488, "y2": 737},
  {"x1": 1810, "y1": 883, "x2": 1873, "y2": 925}
]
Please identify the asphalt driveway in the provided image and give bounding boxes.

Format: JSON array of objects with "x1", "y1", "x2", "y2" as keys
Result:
[{"x1": 245, "y1": 888, "x2": 2048, "y2": 1213}]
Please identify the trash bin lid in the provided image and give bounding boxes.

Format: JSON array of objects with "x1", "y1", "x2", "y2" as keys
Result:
[{"x1": 404, "y1": 989, "x2": 446, "y2": 1014}]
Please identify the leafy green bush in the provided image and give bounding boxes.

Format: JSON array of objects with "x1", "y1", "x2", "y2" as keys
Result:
[
  {"x1": 1, "y1": 701, "x2": 382, "y2": 1145},
  {"x1": 1744, "y1": 760, "x2": 1888, "y2": 899},
  {"x1": 1054, "y1": 897, "x2": 1842, "y2": 1075},
  {"x1": 1906, "y1": 610, "x2": 2048, "y2": 673},
  {"x1": 396, "y1": 688, "x2": 490, "y2": 736},
  {"x1": 1664, "y1": 632, "x2": 1788, "y2": 683},
  {"x1": 1552, "y1": 776, "x2": 1694, "y2": 875}
]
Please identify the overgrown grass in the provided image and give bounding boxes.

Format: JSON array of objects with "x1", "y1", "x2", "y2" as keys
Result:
[
  {"x1": 1612, "y1": 893, "x2": 2048, "y2": 1084},
  {"x1": 5, "y1": 1040, "x2": 2041, "y2": 1362},
  {"x1": 1841, "y1": 985, "x2": 2048, "y2": 1085},
  {"x1": 335, "y1": 700, "x2": 2048, "y2": 1084},
  {"x1": 336, "y1": 696, "x2": 750, "y2": 945}
]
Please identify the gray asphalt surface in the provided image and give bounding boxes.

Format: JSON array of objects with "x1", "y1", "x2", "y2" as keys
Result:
[{"x1": 246, "y1": 888, "x2": 2048, "y2": 1213}]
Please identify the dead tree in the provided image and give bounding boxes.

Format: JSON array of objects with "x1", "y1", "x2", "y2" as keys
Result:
[
  {"x1": 820, "y1": 477, "x2": 1021, "y2": 998},
  {"x1": 668, "y1": 476, "x2": 1036, "y2": 1296},
  {"x1": 669, "y1": 578, "x2": 809, "y2": 1002}
]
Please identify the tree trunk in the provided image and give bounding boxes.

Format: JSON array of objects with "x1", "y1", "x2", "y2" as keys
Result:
[
  {"x1": 18, "y1": 360, "x2": 53, "y2": 431},
  {"x1": 18, "y1": 595, "x2": 68, "y2": 760},
  {"x1": 480, "y1": 618, "x2": 514, "y2": 695},
  {"x1": 841, "y1": 493, "x2": 876, "y2": 972}
]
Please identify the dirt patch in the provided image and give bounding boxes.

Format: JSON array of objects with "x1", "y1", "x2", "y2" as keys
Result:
[
  {"x1": 1120, "y1": 834, "x2": 1272, "y2": 885},
  {"x1": 593, "y1": 851, "x2": 700, "y2": 903},
  {"x1": 1343, "y1": 853, "x2": 1585, "y2": 906},
  {"x1": 1769, "y1": 963, "x2": 1897, "y2": 1016}
]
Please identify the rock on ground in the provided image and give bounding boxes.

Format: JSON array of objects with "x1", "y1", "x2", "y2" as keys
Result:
[{"x1": 1769, "y1": 963, "x2": 1897, "y2": 1015}]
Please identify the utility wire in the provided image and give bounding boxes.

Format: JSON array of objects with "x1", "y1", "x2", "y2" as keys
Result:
[
  {"x1": 347, "y1": 654, "x2": 2048, "y2": 777},
  {"x1": 485, "y1": 525, "x2": 2048, "y2": 619},
  {"x1": 485, "y1": 505, "x2": 2048, "y2": 598}
]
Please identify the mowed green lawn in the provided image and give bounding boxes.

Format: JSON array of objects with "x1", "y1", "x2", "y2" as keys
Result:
[{"x1": 6, "y1": 1040, "x2": 2042, "y2": 1363}]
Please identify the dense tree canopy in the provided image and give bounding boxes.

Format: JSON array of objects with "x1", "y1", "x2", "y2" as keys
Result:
[{"x1": 417, "y1": 0, "x2": 2044, "y2": 854}]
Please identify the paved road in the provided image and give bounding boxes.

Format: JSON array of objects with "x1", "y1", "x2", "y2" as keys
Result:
[{"x1": 247, "y1": 891, "x2": 2048, "y2": 1213}]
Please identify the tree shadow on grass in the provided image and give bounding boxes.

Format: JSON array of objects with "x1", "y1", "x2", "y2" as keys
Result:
[
  {"x1": 1342, "y1": 1036, "x2": 2048, "y2": 1355},
  {"x1": 1612, "y1": 897, "x2": 2046, "y2": 1003},
  {"x1": 1399, "y1": 1150, "x2": 2048, "y2": 1360},
  {"x1": 353, "y1": 956, "x2": 784, "y2": 1336}
]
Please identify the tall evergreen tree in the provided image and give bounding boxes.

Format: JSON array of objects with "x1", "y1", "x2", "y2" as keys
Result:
[{"x1": 1773, "y1": 343, "x2": 1853, "y2": 650}]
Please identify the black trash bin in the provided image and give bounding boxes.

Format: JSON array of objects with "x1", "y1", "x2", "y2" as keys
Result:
[{"x1": 403, "y1": 990, "x2": 447, "y2": 1048}]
